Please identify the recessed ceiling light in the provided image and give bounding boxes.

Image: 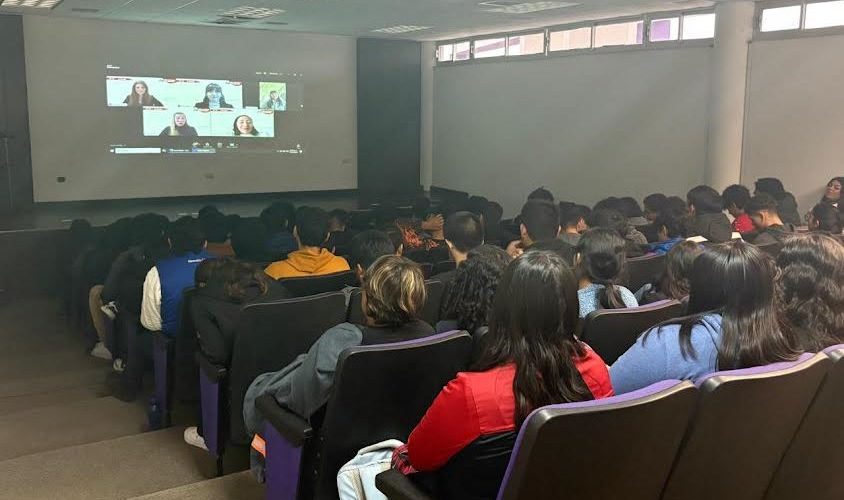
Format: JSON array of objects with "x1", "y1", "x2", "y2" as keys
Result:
[
  {"x1": 481, "y1": 1, "x2": 580, "y2": 14},
  {"x1": 371, "y1": 25, "x2": 432, "y2": 34},
  {"x1": 1, "y1": 0, "x2": 63, "y2": 8},
  {"x1": 220, "y1": 5, "x2": 284, "y2": 19}
]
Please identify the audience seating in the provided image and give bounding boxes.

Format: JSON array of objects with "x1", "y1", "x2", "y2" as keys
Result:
[
  {"x1": 580, "y1": 300, "x2": 685, "y2": 365},
  {"x1": 278, "y1": 270, "x2": 358, "y2": 297},
  {"x1": 418, "y1": 262, "x2": 433, "y2": 278},
  {"x1": 431, "y1": 260, "x2": 455, "y2": 276},
  {"x1": 623, "y1": 253, "x2": 667, "y2": 293},
  {"x1": 471, "y1": 326, "x2": 489, "y2": 363},
  {"x1": 756, "y1": 242, "x2": 783, "y2": 258},
  {"x1": 346, "y1": 280, "x2": 445, "y2": 327},
  {"x1": 375, "y1": 380, "x2": 698, "y2": 500},
  {"x1": 257, "y1": 330, "x2": 473, "y2": 500},
  {"x1": 660, "y1": 353, "x2": 831, "y2": 500},
  {"x1": 764, "y1": 345, "x2": 844, "y2": 500}
]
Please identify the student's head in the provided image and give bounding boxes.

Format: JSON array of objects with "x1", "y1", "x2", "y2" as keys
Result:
[
  {"x1": 200, "y1": 212, "x2": 230, "y2": 244},
  {"x1": 194, "y1": 257, "x2": 231, "y2": 288},
  {"x1": 466, "y1": 195, "x2": 489, "y2": 216},
  {"x1": 269, "y1": 90, "x2": 278, "y2": 99},
  {"x1": 687, "y1": 185, "x2": 724, "y2": 216},
  {"x1": 746, "y1": 193, "x2": 782, "y2": 230},
  {"x1": 776, "y1": 234, "x2": 844, "y2": 351},
  {"x1": 653, "y1": 213, "x2": 684, "y2": 242},
  {"x1": 663, "y1": 196, "x2": 690, "y2": 219},
  {"x1": 477, "y1": 250, "x2": 593, "y2": 424},
  {"x1": 643, "y1": 193, "x2": 669, "y2": 221},
  {"x1": 412, "y1": 195, "x2": 432, "y2": 220},
  {"x1": 198, "y1": 205, "x2": 221, "y2": 220},
  {"x1": 809, "y1": 203, "x2": 843, "y2": 234},
  {"x1": 440, "y1": 245, "x2": 512, "y2": 334},
  {"x1": 68, "y1": 218, "x2": 94, "y2": 248},
  {"x1": 575, "y1": 228, "x2": 628, "y2": 309},
  {"x1": 519, "y1": 200, "x2": 560, "y2": 245},
  {"x1": 349, "y1": 230, "x2": 397, "y2": 280},
  {"x1": 527, "y1": 187, "x2": 554, "y2": 203},
  {"x1": 617, "y1": 197, "x2": 644, "y2": 220},
  {"x1": 224, "y1": 261, "x2": 271, "y2": 302},
  {"x1": 560, "y1": 204, "x2": 590, "y2": 232},
  {"x1": 586, "y1": 208, "x2": 627, "y2": 238},
  {"x1": 481, "y1": 201, "x2": 504, "y2": 227},
  {"x1": 660, "y1": 241, "x2": 703, "y2": 300},
  {"x1": 293, "y1": 207, "x2": 331, "y2": 248},
  {"x1": 205, "y1": 83, "x2": 224, "y2": 103},
  {"x1": 231, "y1": 218, "x2": 270, "y2": 262},
  {"x1": 261, "y1": 201, "x2": 295, "y2": 233},
  {"x1": 823, "y1": 176, "x2": 844, "y2": 202},
  {"x1": 328, "y1": 209, "x2": 350, "y2": 232},
  {"x1": 444, "y1": 211, "x2": 484, "y2": 261},
  {"x1": 722, "y1": 184, "x2": 752, "y2": 217},
  {"x1": 233, "y1": 115, "x2": 258, "y2": 136},
  {"x1": 167, "y1": 216, "x2": 206, "y2": 255},
  {"x1": 361, "y1": 255, "x2": 427, "y2": 328},
  {"x1": 755, "y1": 177, "x2": 786, "y2": 196}
]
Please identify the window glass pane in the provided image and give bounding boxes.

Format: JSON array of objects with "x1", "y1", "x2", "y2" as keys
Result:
[
  {"x1": 594, "y1": 20, "x2": 644, "y2": 47},
  {"x1": 549, "y1": 27, "x2": 592, "y2": 50},
  {"x1": 682, "y1": 12, "x2": 716, "y2": 39},
  {"x1": 650, "y1": 17, "x2": 680, "y2": 41},
  {"x1": 805, "y1": 1, "x2": 844, "y2": 29},
  {"x1": 760, "y1": 5, "x2": 802, "y2": 32},
  {"x1": 436, "y1": 44, "x2": 454, "y2": 62},
  {"x1": 474, "y1": 37, "x2": 506, "y2": 58},
  {"x1": 453, "y1": 41, "x2": 471, "y2": 61},
  {"x1": 507, "y1": 32, "x2": 545, "y2": 56}
]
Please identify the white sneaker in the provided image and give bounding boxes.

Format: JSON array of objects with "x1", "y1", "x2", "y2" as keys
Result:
[
  {"x1": 113, "y1": 358, "x2": 125, "y2": 373},
  {"x1": 90, "y1": 342, "x2": 112, "y2": 360},
  {"x1": 100, "y1": 302, "x2": 118, "y2": 320},
  {"x1": 183, "y1": 426, "x2": 209, "y2": 451}
]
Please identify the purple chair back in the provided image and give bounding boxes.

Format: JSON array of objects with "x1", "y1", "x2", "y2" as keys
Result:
[
  {"x1": 581, "y1": 300, "x2": 685, "y2": 364},
  {"x1": 661, "y1": 353, "x2": 831, "y2": 500},
  {"x1": 496, "y1": 380, "x2": 697, "y2": 500},
  {"x1": 151, "y1": 333, "x2": 172, "y2": 429},
  {"x1": 765, "y1": 345, "x2": 844, "y2": 500}
]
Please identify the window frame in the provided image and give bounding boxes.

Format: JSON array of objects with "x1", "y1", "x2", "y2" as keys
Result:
[{"x1": 754, "y1": 0, "x2": 844, "y2": 41}]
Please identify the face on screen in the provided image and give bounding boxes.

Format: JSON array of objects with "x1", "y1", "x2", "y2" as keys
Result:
[
  {"x1": 206, "y1": 87, "x2": 222, "y2": 102},
  {"x1": 174, "y1": 113, "x2": 187, "y2": 126},
  {"x1": 236, "y1": 115, "x2": 254, "y2": 134},
  {"x1": 134, "y1": 83, "x2": 147, "y2": 95}
]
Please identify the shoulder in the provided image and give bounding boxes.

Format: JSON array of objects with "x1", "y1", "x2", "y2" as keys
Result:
[
  {"x1": 575, "y1": 345, "x2": 614, "y2": 398},
  {"x1": 264, "y1": 260, "x2": 290, "y2": 278}
]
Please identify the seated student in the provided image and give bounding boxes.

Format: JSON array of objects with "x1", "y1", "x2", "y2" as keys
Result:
[
  {"x1": 820, "y1": 176, "x2": 844, "y2": 214},
  {"x1": 722, "y1": 184, "x2": 755, "y2": 234},
  {"x1": 559, "y1": 203, "x2": 590, "y2": 246},
  {"x1": 231, "y1": 218, "x2": 270, "y2": 263},
  {"x1": 647, "y1": 213, "x2": 686, "y2": 255},
  {"x1": 436, "y1": 245, "x2": 511, "y2": 334},
  {"x1": 618, "y1": 197, "x2": 650, "y2": 227},
  {"x1": 807, "y1": 202, "x2": 843, "y2": 235},
  {"x1": 776, "y1": 234, "x2": 844, "y2": 351},
  {"x1": 260, "y1": 202, "x2": 297, "y2": 262},
  {"x1": 643, "y1": 193, "x2": 669, "y2": 222},
  {"x1": 755, "y1": 177, "x2": 801, "y2": 226},
  {"x1": 576, "y1": 228, "x2": 639, "y2": 318},
  {"x1": 264, "y1": 207, "x2": 350, "y2": 279},
  {"x1": 640, "y1": 241, "x2": 702, "y2": 305},
  {"x1": 326, "y1": 209, "x2": 355, "y2": 255},
  {"x1": 588, "y1": 208, "x2": 646, "y2": 257},
  {"x1": 399, "y1": 251, "x2": 613, "y2": 500},
  {"x1": 347, "y1": 230, "x2": 400, "y2": 281},
  {"x1": 684, "y1": 185, "x2": 733, "y2": 243},
  {"x1": 746, "y1": 193, "x2": 796, "y2": 246},
  {"x1": 432, "y1": 211, "x2": 485, "y2": 284},
  {"x1": 243, "y1": 256, "x2": 433, "y2": 437},
  {"x1": 481, "y1": 201, "x2": 515, "y2": 247},
  {"x1": 201, "y1": 212, "x2": 235, "y2": 257},
  {"x1": 611, "y1": 240, "x2": 798, "y2": 394},
  {"x1": 505, "y1": 199, "x2": 564, "y2": 258}
]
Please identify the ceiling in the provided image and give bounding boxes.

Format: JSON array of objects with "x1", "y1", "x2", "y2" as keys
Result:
[{"x1": 0, "y1": 0, "x2": 716, "y2": 41}]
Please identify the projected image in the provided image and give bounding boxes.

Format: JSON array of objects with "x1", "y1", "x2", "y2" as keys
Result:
[
  {"x1": 259, "y1": 82, "x2": 287, "y2": 111},
  {"x1": 143, "y1": 107, "x2": 273, "y2": 137},
  {"x1": 143, "y1": 109, "x2": 208, "y2": 137},
  {"x1": 106, "y1": 76, "x2": 244, "y2": 109},
  {"x1": 107, "y1": 77, "x2": 165, "y2": 107},
  {"x1": 210, "y1": 109, "x2": 275, "y2": 137}
]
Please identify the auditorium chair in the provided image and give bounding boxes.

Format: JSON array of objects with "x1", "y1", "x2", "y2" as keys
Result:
[
  {"x1": 197, "y1": 291, "x2": 348, "y2": 473},
  {"x1": 375, "y1": 380, "x2": 698, "y2": 500},
  {"x1": 256, "y1": 330, "x2": 472, "y2": 500},
  {"x1": 418, "y1": 262, "x2": 433, "y2": 278},
  {"x1": 765, "y1": 345, "x2": 844, "y2": 500},
  {"x1": 660, "y1": 353, "x2": 830, "y2": 500},
  {"x1": 623, "y1": 253, "x2": 667, "y2": 293},
  {"x1": 580, "y1": 300, "x2": 684, "y2": 365},
  {"x1": 278, "y1": 270, "x2": 358, "y2": 298},
  {"x1": 431, "y1": 260, "x2": 455, "y2": 276},
  {"x1": 346, "y1": 280, "x2": 445, "y2": 327}
]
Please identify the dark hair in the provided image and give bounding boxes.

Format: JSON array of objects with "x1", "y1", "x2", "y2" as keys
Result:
[
  {"x1": 527, "y1": 238, "x2": 577, "y2": 266},
  {"x1": 202, "y1": 83, "x2": 229, "y2": 107},
  {"x1": 755, "y1": 177, "x2": 786, "y2": 196},
  {"x1": 482, "y1": 201, "x2": 504, "y2": 226},
  {"x1": 328, "y1": 209, "x2": 351, "y2": 227},
  {"x1": 412, "y1": 195, "x2": 432, "y2": 220},
  {"x1": 645, "y1": 240, "x2": 797, "y2": 369},
  {"x1": 659, "y1": 241, "x2": 702, "y2": 300},
  {"x1": 560, "y1": 204, "x2": 591, "y2": 229},
  {"x1": 663, "y1": 196, "x2": 689, "y2": 219},
  {"x1": 475, "y1": 251, "x2": 593, "y2": 425},
  {"x1": 444, "y1": 211, "x2": 484, "y2": 253},
  {"x1": 587, "y1": 209, "x2": 627, "y2": 237},
  {"x1": 654, "y1": 213, "x2": 684, "y2": 239},
  {"x1": 168, "y1": 216, "x2": 205, "y2": 255},
  {"x1": 231, "y1": 218, "x2": 269, "y2": 262},
  {"x1": 576, "y1": 228, "x2": 628, "y2": 309},
  {"x1": 593, "y1": 197, "x2": 622, "y2": 212},
  {"x1": 294, "y1": 207, "x2": 331, "y2": 247},
  {"x1": 527, "y1": 187, "x2": 554, "y2": 202},
  {"x1": 811, "y1": 203, "x2": 843, "y2": 234},
  {"x1": 232, "y1": 115, "x2": 260, "y2": 136},
  {"x1": 520, "y1": 200, "x2": 560, "y2": 242},
  {"x1": 198, "y1": 205, "x2": 222, "y2": 220},
  {"x1": 224, "y1": 261, "x2": 271, "y2": 302},
  {"x1": 722, "y1": 185, "x2": 751, "y2": 210},
  {"x1": 195, "y1": 257, "x2": 231, "y2": 287},
  {"x1": 745, "y1": 193, "x2": 779, "y2": 216},
  {"x1": 822, "y1": 177, "x2": 844, "y2": 203},
  {"x1": 618, "y1": 197, "x2": 644, "y2": 218},
  {"x1": 687, "y1": 185, "x2": 724, "y2": 215},
  {"x1": 776, "y1": 234, "x2": 844, "y2": 351},
  {"x1": 440, "y1": 245, "x2": 512, "y2": 333},
  {"x1": 466, "y1": 196, "x2": 489, "y2": 216},
  {"x1": 200, "y1": 212, "x2": 230, "y2": 243},
  {"x1": 643, "y1": 193, "x2": 669, "y2": 214},
  {"x1": 349, "y1": 230, "x2": 396, "y2": 270}
]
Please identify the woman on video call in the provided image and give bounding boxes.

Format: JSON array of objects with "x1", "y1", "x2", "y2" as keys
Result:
[
  {"x1": 233, "y1": 115, "x2": 260, "y2": 136},
  {"x1": 194, "y1": 83, "x2": 234, "y2": 110},
  {"x1": 159, "y1": 112, "x2": 198, "y2": 137},
  {"x1": 123, "y1": 80, "x2": 164, "y2": 107}
]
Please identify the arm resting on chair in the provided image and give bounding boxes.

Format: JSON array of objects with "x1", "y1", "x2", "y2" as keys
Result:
[
  {"x1": 256, "y1": 394, "x2": 313, "y2": 447},
  {"x1": 196, "y1": 351, "x2": 227, "y2": 382},
  {"x1": 375, "y1": 469, "x2": 435, "y2": 500}
]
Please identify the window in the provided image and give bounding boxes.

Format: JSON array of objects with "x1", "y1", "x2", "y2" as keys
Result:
[
  {"x1": 507, "y1": 32, "x2": 545, "y2": 56},
  {"x1": 760, "y1": 5, "x2": 802, "y2": 32},
  {"x1": 436, "y1": 44, "x2": 454, "y2": 62},
  {"x1": 474, "y1": 37, "x2": 506, "y2": 58},
  {"x1": 805, "y1": 1, "x2": 844, "y2": 29},
  {"x1": 453, "y1": 41, "x2": 471, "y2": 61},
  {"x1": 594, "y1": 20, "x2": 644, "y2": 48},
  {"x1": 650, "y1": 17, "x2": 680, "y2": 42},
  {"x1": 549, "y1": 27, "x2": 592, "y2": 51},
  {"x1": 682, "y1": 12, "x2": 716, "y2": 40}
]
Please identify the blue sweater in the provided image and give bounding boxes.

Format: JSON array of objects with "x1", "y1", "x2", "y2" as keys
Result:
[
  {"x1": 578, "y1": 283, "x2": 638, "y2": 318},
  {"x1": 610, "y1": 313, "x2": 723, "y2": 394}
]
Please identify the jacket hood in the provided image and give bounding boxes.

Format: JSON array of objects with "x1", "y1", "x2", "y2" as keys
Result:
[{"x1": 285, "y1": 248, "x2": 340, "y2": 273}]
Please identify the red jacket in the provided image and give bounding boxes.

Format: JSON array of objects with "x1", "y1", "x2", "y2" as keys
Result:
[{"x1": 732, "y1": 213, "x2": 755, "y2": 234}]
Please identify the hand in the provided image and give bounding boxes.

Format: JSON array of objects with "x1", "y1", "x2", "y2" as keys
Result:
[{"x1": 506, "y1": 240, "x2": 524, "y2": 258}]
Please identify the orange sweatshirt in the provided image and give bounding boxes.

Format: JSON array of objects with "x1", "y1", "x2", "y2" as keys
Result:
[{"x1": 264, "y1": 248, "x2": 350, "y2": 279}]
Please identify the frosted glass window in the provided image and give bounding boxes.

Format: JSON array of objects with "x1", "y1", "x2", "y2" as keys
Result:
[
  {"x1": 474, "y1": 37, "x2": 506, "y2": 58},
  {"x1": 594, "y1": 21, "x2": 644, "y2": 48},
  {"x1": 507, "y1": 32, "x2": 545, "y2": 55},
  {"x1": 682, "y1": 13, "x2": 716, "y2": 40},
  {"x1": 650, "y1": 17, "x2": 680, "y2": 42},
  {"x1": 549, "y1": 27, "x2": 592, "y2": 50},
  {"x1": 760, "y1": 5, "x2": 802, "y2": 32},
  {"x1": 805, "y1": 1, "x2": 844, "y2": 29}
]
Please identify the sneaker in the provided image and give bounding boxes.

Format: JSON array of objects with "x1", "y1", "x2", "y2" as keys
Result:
[
  {"x1": 183, "y1": 426, "x2": 209, "y2": 451},
  {"x1": 113, "y1": 358, "x2": 125, "y2": 373},
  {"x1": 90, "y1": 342, "x2": 112, "y2": 360},
  {"x1": 100, "y1": 302, "x2": 118, "y2": 320}
]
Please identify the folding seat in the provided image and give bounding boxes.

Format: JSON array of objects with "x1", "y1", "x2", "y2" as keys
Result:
[
  {"x1": 623, "y1": 253, "x2": 667, "y2": 293},
  {"x1": 278, "y1": 270, "x2": 358, "y2": 298}
]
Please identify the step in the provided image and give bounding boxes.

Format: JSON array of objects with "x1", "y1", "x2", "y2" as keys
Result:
[
  {"x1": 0, "y1": 427, "x2": 214, "y2": 500},
  {"x1": 128, "y1": 471, "x2": 263, "y2": 500},
  {"x1": 0, "y1": 395, "x2": 146, "y2": 461}
]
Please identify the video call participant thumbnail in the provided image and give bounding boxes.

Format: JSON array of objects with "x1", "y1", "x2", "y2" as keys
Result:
[
  {"x1": 194, "y1": 83, "x2": 234, "y2": 110},
  {"x1": 159, "y1": 112, "x2": 198, "y2": 137},
  {"x1": 233, "y1": 115, "x2": 260, "y2": 137},
  {"x1": 264, "y1": 90, "x2": 286, "y2": 111},
  {"x1": 124, "y1": 80, "x2": 164, "y2": 107}
]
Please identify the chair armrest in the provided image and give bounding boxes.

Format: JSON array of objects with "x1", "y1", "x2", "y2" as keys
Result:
[
  {"x1": 196, "y1": 351, "x2": 227, "y2": 382},
  {"x1": 256, "y1": 394, "x2": 313, "y2": 447},
  {"x1": 375, "y1": 469, "x2": 435, "y2": 500}
]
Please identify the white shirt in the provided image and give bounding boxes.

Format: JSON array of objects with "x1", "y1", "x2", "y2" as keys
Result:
[{"x1": 140, "y1": 267, "x2": 162, "y2": 332}]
